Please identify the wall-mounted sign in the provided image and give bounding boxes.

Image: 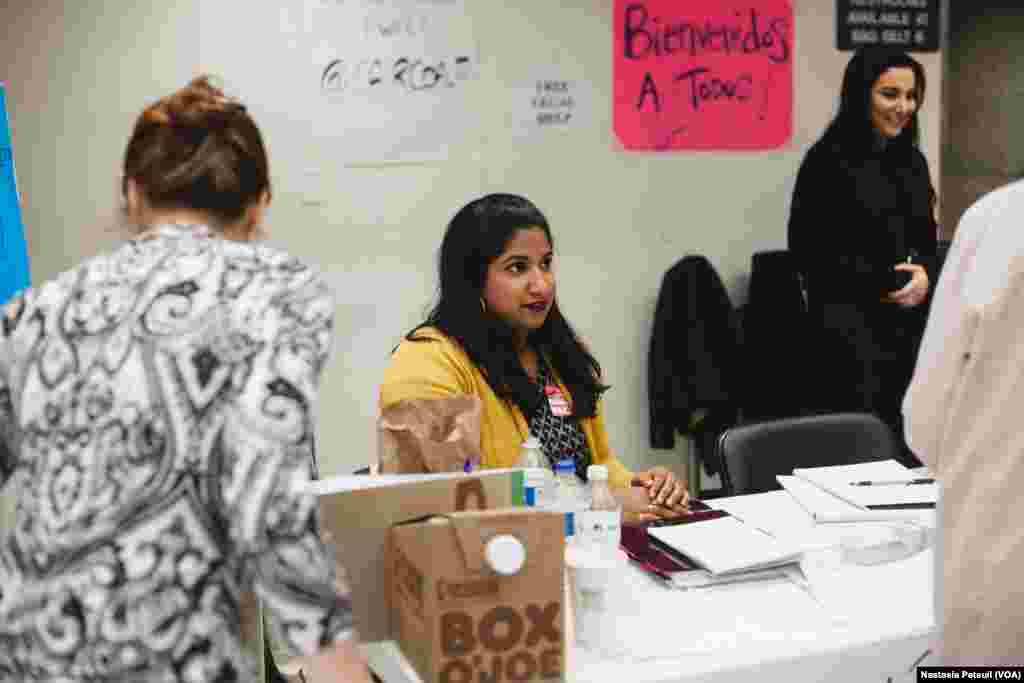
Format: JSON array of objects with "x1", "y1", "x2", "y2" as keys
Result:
[
  {"x1": 836, "y1": 0, "x2": 940, "y2": 52},
  {"x1": 613, "y1": 0, "x2": 794, "y2": 152},
  {"x1": 511, "y1": 69, "x2": 594, "y2": 140},
  {"x1": 200, "y1": 0, "x2": 480, "y2": 165}
]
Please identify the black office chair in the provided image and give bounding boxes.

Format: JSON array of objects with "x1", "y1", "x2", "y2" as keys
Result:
[{"x1": 716, "y1": 412, "x2": 901, "y2": 496}]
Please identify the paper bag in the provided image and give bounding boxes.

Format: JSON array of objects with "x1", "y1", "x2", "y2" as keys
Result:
[
  {"x1": 389, "y1": 508, "x2": 565, "y2": 683},
  {"x1": 378, "y1": 396, "x2": 483, "y2": 473}
]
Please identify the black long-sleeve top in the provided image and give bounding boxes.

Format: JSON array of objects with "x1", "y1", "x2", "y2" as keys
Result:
[{"x1": 788, "y1": 137, "x2": 938, "y2": 308}]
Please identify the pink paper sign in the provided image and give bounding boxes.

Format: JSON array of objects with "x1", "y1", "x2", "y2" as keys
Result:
[{"x1": 613, "y1": 0, "x2": 794, "y2": 151}]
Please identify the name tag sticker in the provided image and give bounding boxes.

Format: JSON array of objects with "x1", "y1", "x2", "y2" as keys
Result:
[{"x1": 544, "y1": 384, "x2": 572, "y2": 417}]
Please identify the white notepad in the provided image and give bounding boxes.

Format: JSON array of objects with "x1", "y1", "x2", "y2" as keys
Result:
[
  {"x1": 777, "y1": 475, "x2": 932, "y2": 524},
  {"x1": 792, "y1": 460, "x2": 937, "y2": 510},
  {"x1": 647, "y1": 516, "x2": 803, "y2": 576}
]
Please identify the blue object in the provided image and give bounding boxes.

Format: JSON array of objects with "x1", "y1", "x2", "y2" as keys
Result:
[
  {"x1": 554, "y1": 458, "x2": 582, "y2": 536},
  {"x1": 0, "y1": 83, "x2": 31, "y2": 305}
]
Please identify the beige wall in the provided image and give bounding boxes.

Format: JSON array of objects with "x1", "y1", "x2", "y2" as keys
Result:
[
  {"x1": 0, "y1": 2, "x2": 943, "y2": 529},
  {"x1": 942, "y1": 4, "x2": 1023, "y2": 238}
]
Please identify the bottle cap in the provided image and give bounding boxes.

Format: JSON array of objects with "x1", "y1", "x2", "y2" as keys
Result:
[
  {"x1": 522, "y1": 435, "x2": 541, "y2": 450},
  {"x1": 485, "y1": 534, "x2": 526, "y2": 576},
  {"x1": 586, "y1": 464, "x2": 608, "y2": 481},
  {"x1": 554, "y1": 458, "x2": 575, "y2": 472}
]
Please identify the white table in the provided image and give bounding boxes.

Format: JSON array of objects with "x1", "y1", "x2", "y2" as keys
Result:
[
  {"x1": 567, "y1": 490, "x2": 937, "y2": 683},
  {"x1": 363, "y1": 490, "x2": 937, "y2": 683}
]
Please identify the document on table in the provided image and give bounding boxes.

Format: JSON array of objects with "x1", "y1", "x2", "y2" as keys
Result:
[
  {"x1": 648, "y1": 515, "x2": 803, "y2": 575},
  {"x1": 799, "y1": 547, "x2": 935, "y2": 630},
  {"x1": 778, "y1": 475, "x2": 933, "y2": 524},
  {"x1": 573, "y1": 563, "x2": 833, "y2": 663},
  {"x1": 792, "y1": 460, "x2": 937, "y2": 509}
]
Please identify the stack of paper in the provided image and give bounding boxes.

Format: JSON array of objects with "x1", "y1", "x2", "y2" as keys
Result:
[
  {"x1": 777, "y1": 475, "x2": 932, "y2": 524},
  {"x1": 621, "y1": 514, "x2": 793, "y2": 590},
  {"x1": 791, "y1": 460, "x2": 937, "y2": 510},
  {"x1": 648, "y1": 516, "x2": 803, "y2": 576}
]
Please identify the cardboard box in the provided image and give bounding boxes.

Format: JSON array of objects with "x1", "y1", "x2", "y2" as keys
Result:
[
  {"x1": 314, "y1": 470, "x2": 525, "y2": 643},
  {"x1": 389, "y1": 508, "x2": 565, "y2": 683}
]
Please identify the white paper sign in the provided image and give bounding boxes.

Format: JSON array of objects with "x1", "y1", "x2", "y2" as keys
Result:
[
  {"x1": 512, "y1": 70, "x2": 592, "y2": 139},
  {"x1": 200, "y1": 0, "x2": 478, "y2": 165}
]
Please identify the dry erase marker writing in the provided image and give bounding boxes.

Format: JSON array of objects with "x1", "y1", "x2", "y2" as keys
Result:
[{"x1": 849, "y1": 478, "x2": 935, "y2": 486}]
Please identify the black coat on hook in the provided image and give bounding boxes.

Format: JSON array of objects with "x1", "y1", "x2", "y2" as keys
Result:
[{"x1": 648, "y1": 255, "x2": 741, "y2": 474}]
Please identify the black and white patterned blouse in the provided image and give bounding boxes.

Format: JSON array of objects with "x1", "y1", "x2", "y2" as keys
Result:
[
  {"x1": 527, "y1": 354, "x2": 592, "y2": 481},
  {"x1": 0, "y1": 223, "x2": 352, "y2": 682}
]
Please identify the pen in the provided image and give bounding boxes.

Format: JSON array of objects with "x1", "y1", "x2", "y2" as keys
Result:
[{"x1": 849, "y1": 478, "x2": 935, "y2": 486}]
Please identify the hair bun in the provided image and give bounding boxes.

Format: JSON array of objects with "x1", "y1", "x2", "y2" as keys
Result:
[
  {"x1": 124, "y1": 74, "x2": 270, "y2": 226},
  {"x1": 160, "y1": 76, "x2": 245, "y2": 131}
]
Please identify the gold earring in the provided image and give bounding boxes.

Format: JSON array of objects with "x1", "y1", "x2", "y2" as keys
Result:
[{"x1": 480, "y1": 297, "x2": 487, "y2": 312}]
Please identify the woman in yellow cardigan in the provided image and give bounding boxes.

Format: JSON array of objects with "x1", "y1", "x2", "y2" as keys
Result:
[{"x1": 380, "y1": 193, "x2": 689, "y2": 521}]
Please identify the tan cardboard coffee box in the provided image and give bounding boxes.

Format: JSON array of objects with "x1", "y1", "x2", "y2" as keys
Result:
[
  {"x1": 314, "y1": 470, "x2": 525, "y2": 643},
  {"x1": 389, "y1": 508, "x2": 565, "y2": 683}
]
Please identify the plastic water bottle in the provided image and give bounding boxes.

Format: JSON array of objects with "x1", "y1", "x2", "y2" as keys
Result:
[
  {"x1": 566, "y1": 465, "x2": 628, "y2": 656},
  {"x1": 578, "y1": 464, "x2": 622, "y2": 550},
  {"x1": 554, "y1": 458, "x2": 586, "y2": 537},
  {"x1": 517, "y1": 435, "x2": 550, "y2": 508}
]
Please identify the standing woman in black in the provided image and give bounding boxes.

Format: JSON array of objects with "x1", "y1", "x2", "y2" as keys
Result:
[{"x1": 788, "y1": 48, "x2": 938, "y2": 466}]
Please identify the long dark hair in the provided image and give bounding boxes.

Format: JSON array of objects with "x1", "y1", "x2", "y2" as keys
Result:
[
  {"x1": 820, "y1": 47, "x2": 927, "y2": 156},
  {"x1": 407, "y1": 193, "x2": 607, "y2": 418}
]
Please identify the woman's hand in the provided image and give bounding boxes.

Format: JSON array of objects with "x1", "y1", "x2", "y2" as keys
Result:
[
  {"x1": 615, "y1": 485, "x2": 675, "y2": 525},
  {"x1": 631, "y1": 466, "x2": 690, "y2": 518},
  {"x1": 884, "y1": 263, "x2": 929, "y2": 308}
]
